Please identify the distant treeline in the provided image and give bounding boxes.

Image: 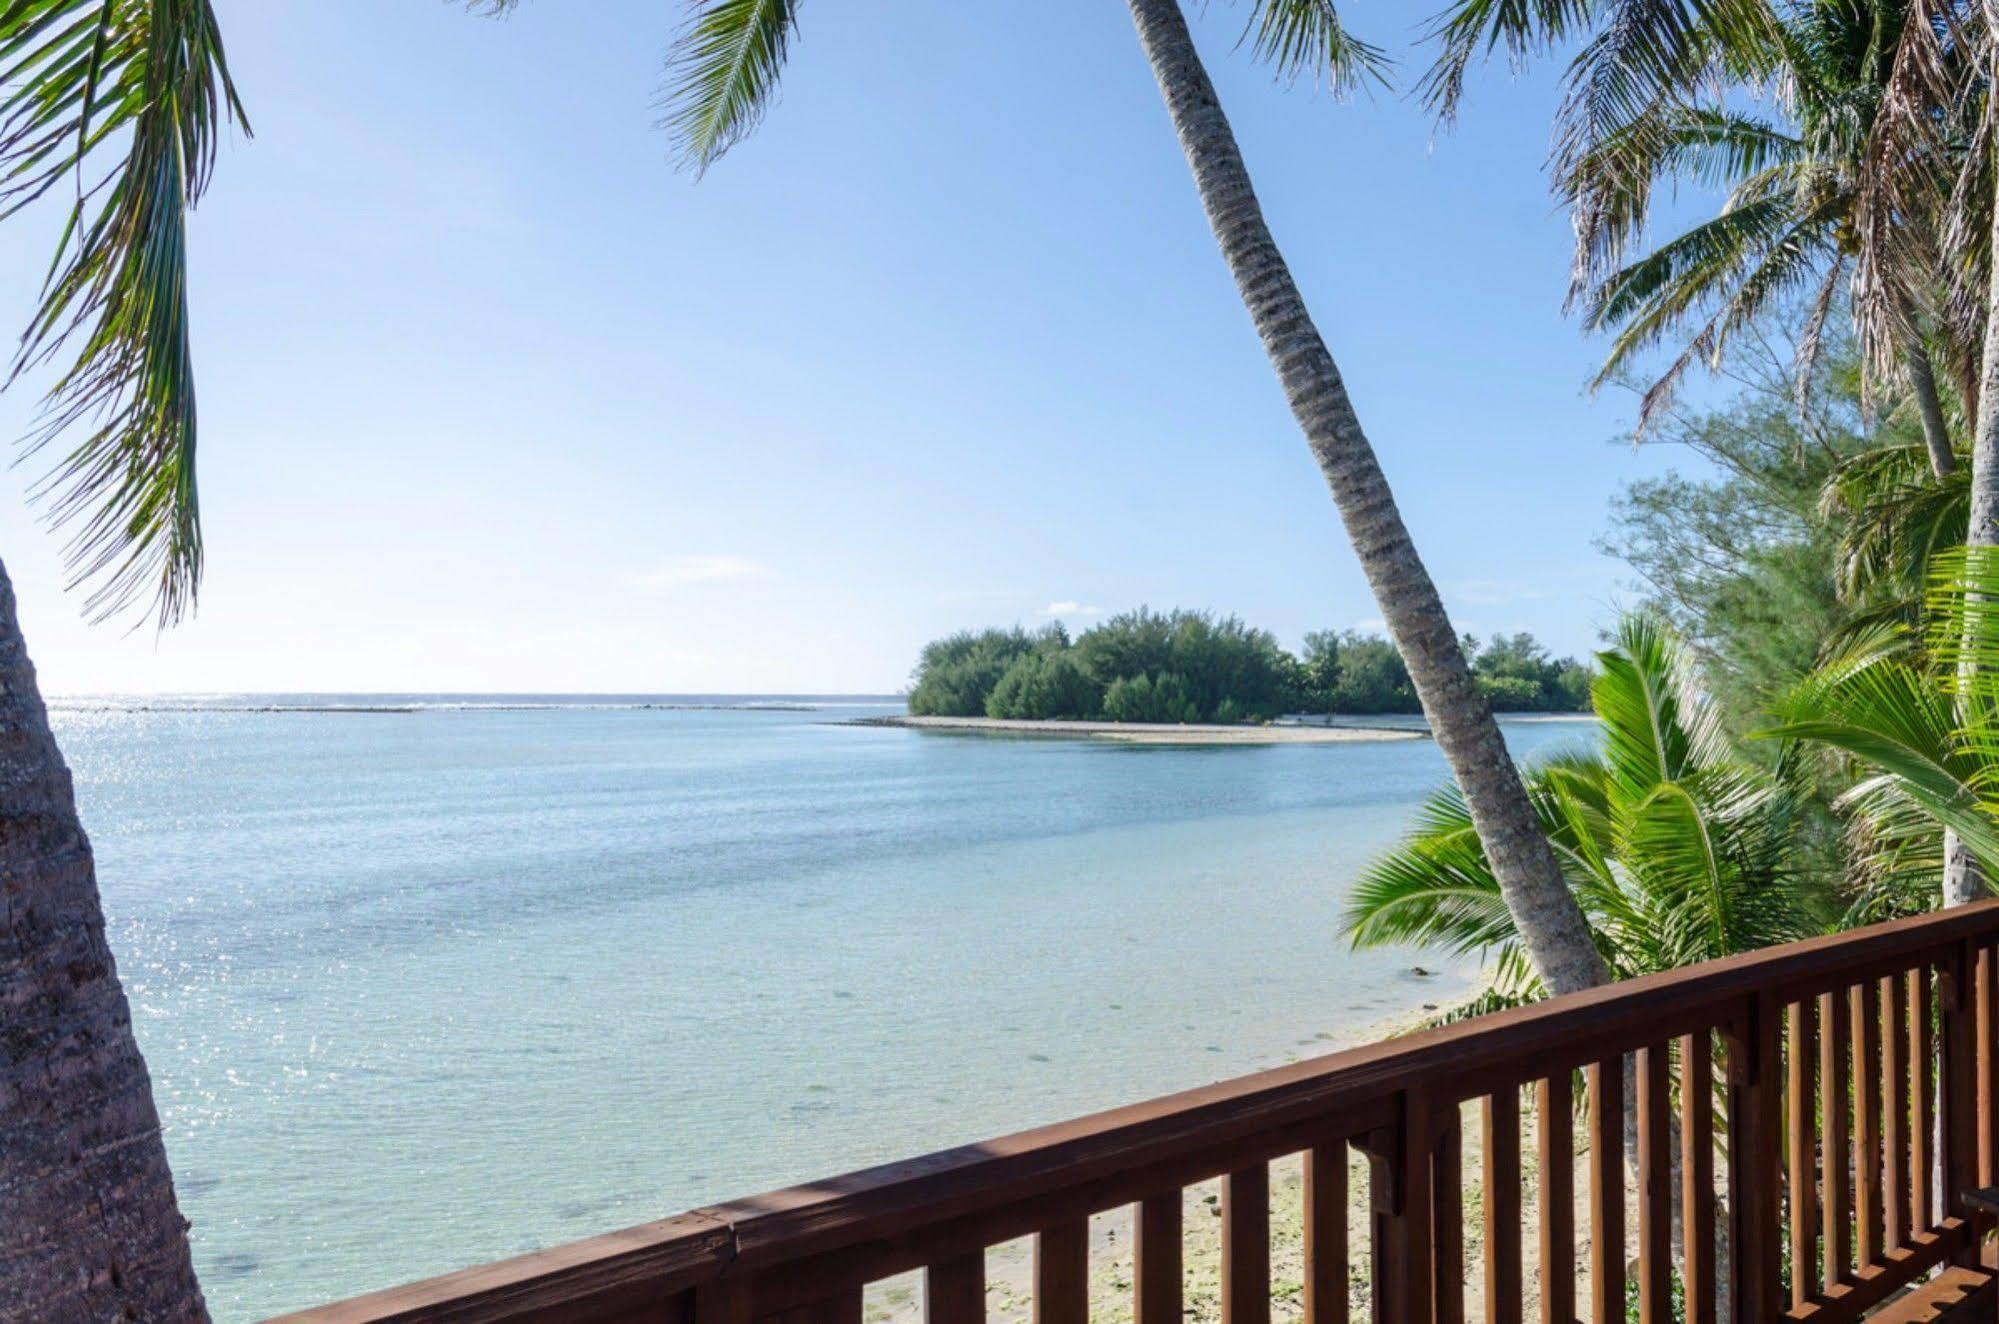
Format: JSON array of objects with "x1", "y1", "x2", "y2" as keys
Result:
[{"x1": 907, "y1": 608, "x2": 1591, "y2": 723}]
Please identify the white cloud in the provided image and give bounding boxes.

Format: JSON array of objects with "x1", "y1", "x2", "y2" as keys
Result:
[
  {"x1": 621, "y1": 555, "x2": 770, "y2": 592},
  {"x1": 1042, "y1": 601, "x2": 1104, "y2": 617}
]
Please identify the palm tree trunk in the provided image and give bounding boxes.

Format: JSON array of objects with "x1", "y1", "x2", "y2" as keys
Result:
[
  {"x1": 1903, "y1": 330, "x2": 1956, "y2": 479},
  {"x1": 1122, "y1": 0, "x2": 1609, "y2": 997},
  {"x1": 1947, "y1": 77, "x2": 1999, "y2": 911},
  {"x1": 1943, "y1": 831, "x2": 1982, "y2": 907},
  {"x1": 0, "y1": 557, "x2": 207, "y2": 1322},
  {"x1": 1971, "y1": 60, "x2": 1999, "y2": 554}
]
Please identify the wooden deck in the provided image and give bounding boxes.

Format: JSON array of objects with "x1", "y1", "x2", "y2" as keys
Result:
[{"x1": 273, "y1": 902, "x2": 1999, "y2": 1323}]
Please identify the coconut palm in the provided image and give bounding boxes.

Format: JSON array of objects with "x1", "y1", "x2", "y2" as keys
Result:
[
  {"x1": 1432, "y1": 0, "x2": 1977, "y2": 472},
  {"x1": 584, "y1": 0, "x2": 1612, "y2": 1001},
  {"x1": 1565, "y1": 0, "x2": 1974, "y2": 471},
  {"x1": 1427, "y1": 0, "x2": 1999, "y2": 909},
  {"x1": 0, "y1": 2, "x2": 242, "y2": 1319},
  {"x1": 1343, "y1": 615, "x2": 1824, "y2": 1006}
]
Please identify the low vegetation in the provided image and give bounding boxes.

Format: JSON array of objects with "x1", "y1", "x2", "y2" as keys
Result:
[{"x1": 907, "y1": 608, "x2": 1592, "y2": 723}]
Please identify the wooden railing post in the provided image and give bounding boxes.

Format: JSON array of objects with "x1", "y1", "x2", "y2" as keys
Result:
[
  {"x1": 1432, "y1": 1105, "x2": 1463, "y2": 1324},
  {"x1": 1785, "y1": 1001, "x2": 1817, "y2": 1311},
  {"x1": 1820, "y1": 987, "x2": 1852, "y2": 1288},
  {"x1": 1302, "y1": 1147, "x2": 1346, "y2": 1324},
  {"x1": 1221, "y1": 1166, "x2": 1269, "y2": 1324},
  {"x1": 1723, "y1": 995, "x2": 1782, "y2": 1322},
  {"x1": 926, "y1": 1252, "x2": 985, "y2": 1324},
  {"x1": 695, "y1": 1275, "x2": 753, "y2": 1324},
  {"x1": 1941, "y1": 941, "x2": 1984, "y2": 1264},
  {"x1": 1034, "y1": 1220, "x2": 1088, "y2": 1324},
  {"x1": 1362, "y1": 1091, "x2": 1434, "y2": 1324},
  {"x1": 1361, "y1": 1124, "x2": 1405, "y2": 1324},
  {"x1": 1134, "y1": 1195, "x2": 1182, "y2": 1324},
  {"x1": 1537, "y1": 1073, "x2": 1576, "y2": 1324},
  {"x1": 1588, "y1": 1058, "x2": 1625, "y2": 1322},
  {"x1": 1853, "y1": 978, "x2": 1884, "y2": 1265},
  {"x1": 767, "y1": 1292, "x2": 861, "y2": 1324},
  {"x1": 1481, "y1": 1088, "x2": 1522, "y2": 1324},
  {"x1": 1682, "y1": 1032, "x2": 1717, "y2": 1324}
]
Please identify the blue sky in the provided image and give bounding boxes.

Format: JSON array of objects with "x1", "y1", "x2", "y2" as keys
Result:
[{"x1": 0, "y1": 0, "x2": 1699, "y2": 694}]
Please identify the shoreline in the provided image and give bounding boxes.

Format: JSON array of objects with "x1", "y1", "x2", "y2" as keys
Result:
[{"x1": 845, "y1": 715, "x2": 1428, "y2": 745}]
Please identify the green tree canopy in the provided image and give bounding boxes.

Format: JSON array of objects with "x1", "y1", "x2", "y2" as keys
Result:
[
  {"x1": 907, "y1": 611, "x2": 1590, "y2": 722},
  {"x1": 906, "y1": 626, "x2": 1063, "y2": 717}
]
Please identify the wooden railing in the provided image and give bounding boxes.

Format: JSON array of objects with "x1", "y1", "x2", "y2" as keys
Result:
[{"x1": 275, "y1": 901, "x2": 1999, "y2": 1324}]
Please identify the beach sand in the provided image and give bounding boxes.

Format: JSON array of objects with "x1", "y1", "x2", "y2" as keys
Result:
[{"x1": 847, "y1": 716, "x2": 1427, "y2": 745}]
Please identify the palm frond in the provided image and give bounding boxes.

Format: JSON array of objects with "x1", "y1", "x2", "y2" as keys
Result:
[
  {"x1": 1419, "y1": 0, "x2": 1594, "y2": 122},
  {"x1": 1583, "y1": 193, "x2": 1801, "y2": 343},
  {"x1": 1, "y1": 0, "x2": 245, "y2": 626},
  {"x1": 1234, "y1": 0, "x2": 1390, "y2": 93},
  {"x1": 1419, "y1": 0, "x2": 1780, "y2": 132},
  {"x1": 660, "y1": 0, "x2": 800, "y2": 176},
  {"x1": 1587, "y1": 191, "x2": 1842, "y2": 427},
  {"x1": 1838, "y1": 772, "x2": 1948, "y2": 921},
  {"x1": 1563, "y1": 102, "x2": 1801, "y2": 297},
  {"x1": 1923, "y1": 548, "x2": 1999, "y2": 755},
  {"x1": 1820, "y1": 440, "x2": 1968, "y2": 601},
  {"x1": 1850, "y1": 0, "x2": 1956, "y2": 379},
  {"x1": 1765, "y1": 619, "x2": 1999, "y2": 870},
  {"x1": 1591, "y1": 613, "x2": 1729, "y2": 794},
  {"x1": 1548, "y1": 0, "x2": 1782, "y2": 189},
  {"x1": 1342, "y1": 762, "x2": 1618, "y2": 959}
]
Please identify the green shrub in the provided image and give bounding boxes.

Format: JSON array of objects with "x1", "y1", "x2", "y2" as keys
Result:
[
  {"x1": 1475, "y1": 674, "x2": 1542, "y2": 711},
  {"x1": 985, "y1": 651, "x2": 1101, "y2": 719},
  {"x1": 908, "y1": 626, "x2": 1062, "y2": 716}
]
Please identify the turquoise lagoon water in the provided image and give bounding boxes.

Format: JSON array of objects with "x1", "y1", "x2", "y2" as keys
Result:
[{"x1": 48, "y1": 698, "x2": 1593, "y2": 1321}]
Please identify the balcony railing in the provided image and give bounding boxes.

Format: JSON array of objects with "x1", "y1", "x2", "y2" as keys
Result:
[{"x1": 273, "y1": 900, "x2": 1999, "y2": 1323}]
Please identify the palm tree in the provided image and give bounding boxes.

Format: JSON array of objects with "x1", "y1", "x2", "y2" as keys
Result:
[
  {"x1": 1427, "y1": 0, "x2": 1999, "y2": 907},
  {"x1": 604, "y1": 0, "x2": 1612, "y2": 1000},
  {"x1": 1559, "y1": 0, "x2": 1970, "y2": 475},
  {"x1": 0, "y1": 1, "x2": 243, "y2": 1318},
  {"x1": 1347, "y1": 616, "x2": 1821, "y2": 1318},
  {"x1": 1344, "y1": 616, "x2": 1823, "y2": 1003},
  {"x1": 1430, "y1": 0, "x2": 1974, "y2": 473}
]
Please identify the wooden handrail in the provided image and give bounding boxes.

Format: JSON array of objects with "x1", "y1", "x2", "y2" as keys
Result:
[{"x1": 273, "y1": 899, "x2": 1999, "y2": 1324}]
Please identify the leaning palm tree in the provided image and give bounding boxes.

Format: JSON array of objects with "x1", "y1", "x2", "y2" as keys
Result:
[
  {"x1": 1347, "y1": 616, "x2": 1822, "y2": 1319},
  {"x1": 583, "y1": 0, "x2": 1611, "y2": 1000},
  {"x1": 1344, "y1": 615, "x2": 1823, "y2": 1005},
  {"x1": 0, "y1": 2, "x2": 243, "y2": 1319}
]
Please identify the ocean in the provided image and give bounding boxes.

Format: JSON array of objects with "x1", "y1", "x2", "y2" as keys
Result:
[{"x1": 46, "y1": 697, "x2": 1594, "y2": 1321}]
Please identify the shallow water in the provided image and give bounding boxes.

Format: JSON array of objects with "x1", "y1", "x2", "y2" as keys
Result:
[{"x1": 49, "y1": 698, "x2": 1593, "y2": 1321}]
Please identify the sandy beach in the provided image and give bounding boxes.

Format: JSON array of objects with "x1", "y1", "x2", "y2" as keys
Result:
[{"x1": 847, "y1": 716, "x2": 1427, "y2": 744}]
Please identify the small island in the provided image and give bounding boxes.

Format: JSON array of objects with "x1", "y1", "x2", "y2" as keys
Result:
[
  {"x1": 875, "y1": 607, "x2": 1591, "y2": 739},
  {"x1": 852, "y1": 714, "x2": 1427, "y2": 744}
]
